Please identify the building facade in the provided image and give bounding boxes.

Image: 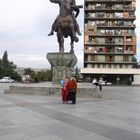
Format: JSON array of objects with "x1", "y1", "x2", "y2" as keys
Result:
[{"x1": 81, "y1": 0, "x2": 137, "y2": 85}]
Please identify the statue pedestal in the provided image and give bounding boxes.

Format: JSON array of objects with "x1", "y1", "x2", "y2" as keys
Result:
[{"x1": 47, "y1": 53, "x2": 77, "y2": 83}]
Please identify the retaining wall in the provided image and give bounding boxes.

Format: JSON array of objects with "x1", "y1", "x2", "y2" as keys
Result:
[{"x1": 5, "y1": 86, "x2": 100, "y2": 98}]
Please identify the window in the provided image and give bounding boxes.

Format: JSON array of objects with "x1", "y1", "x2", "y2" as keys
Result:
[
  {"x1": 97, "y1": 55, "x2": 105, "y2": 62},
  {"x1": 88, "y1": 21, "x2": 95, "y2": 26},
  {"x1": 114, "y1": 65, "x2": 117, "y2": 68},
  {"x1": 96, "y1": 12, "x2": 104, "y2": 18},
  {"x1": 125, "y1": 65, "x2": 128, "y2": 68},
  {"x1": 115, "y1": 12, "x2": 123, "y2": 18},
  {"x1": 103, "y1": 64, "x2": 106, "y2": 68},
  {"x1": 116, "y1": 47, "x2": 123, "y2": 53},
  {"x1": 97, "y1": 21, "x2": 105, "y2": 26},
  {"x1": 126, "y1": 37, "x2": 132, "y2": 42},
  {"x1": 124, "y1": 56, "x2": 129, "y2": 62},
  {"x1": 115, "y1": 56, "x2": 123, "y2": 62},
  {"x1": 119, "y1": 64, "x2": 122, "y2": 68},
  {"x1": 108, "y1": 64, "x2": 111, "y2": 68},
  {"x1": 91, "y1": 55, "x2": 95, "y2": 61},
  {"x1": 97, "y1": 64, "x2": 100, "y2": 68}
]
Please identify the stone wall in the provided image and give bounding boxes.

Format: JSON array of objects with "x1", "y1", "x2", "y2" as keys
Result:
[{"x1": 5, "y1": 86, "x2": 99, "y2": 98}]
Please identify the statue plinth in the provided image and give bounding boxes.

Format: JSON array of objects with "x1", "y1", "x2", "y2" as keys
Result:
[{"x1": 47, "y1": 53, "x2": 77, "y2": 83}]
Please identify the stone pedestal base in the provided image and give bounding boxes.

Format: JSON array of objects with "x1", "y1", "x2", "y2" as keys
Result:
[{"x1": 47, "y1": 53, "x2": 77, "y2": 83}]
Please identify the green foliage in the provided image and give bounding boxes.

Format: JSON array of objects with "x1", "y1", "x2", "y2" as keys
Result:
[
  {"x1": 0, "y1": 51, "x2": 21, "y2": 81},
  {"x1": 24, "y1": 68, "x2": 36, "y2": 79},
  {"x1": 2, "y1": 51, "x2": 9, "y2": 69},
  {"x1": 37, "y1": 70, "x2": 52, "y2": 81},
  {"x1": 0, "y1": 59, "x2": 2, "y2": 76},
  {"x1": 23, "y1": 68, "x2": 52, "y2": 82}
]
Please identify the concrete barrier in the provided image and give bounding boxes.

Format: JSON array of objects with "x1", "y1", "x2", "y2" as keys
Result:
[{"x1": 5, "y1": 85, "x2": 99, "y2": 98}]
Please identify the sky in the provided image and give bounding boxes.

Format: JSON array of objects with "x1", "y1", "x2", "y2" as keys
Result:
[{"x1": 0, "y1": 0, "x2": 139, "y2": 69}]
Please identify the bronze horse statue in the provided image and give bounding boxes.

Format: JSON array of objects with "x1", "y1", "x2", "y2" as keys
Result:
[{"x1": 48, "y1": 0, "x2": 82, "y2": 53}]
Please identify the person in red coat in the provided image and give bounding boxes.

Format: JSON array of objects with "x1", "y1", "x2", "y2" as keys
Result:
[
  {"x1": 64, "y1": 77, "x2": 69, "y2": 104},
  {"x1": 68, "y1": 77, "x2": 77, "y2": 104},
  {"x1": 61, "y1": 77, "x2": 69, "y2": 104}
]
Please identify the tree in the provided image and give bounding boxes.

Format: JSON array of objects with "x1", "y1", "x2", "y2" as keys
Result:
[
  {"x1": 23, "y1": 68, "x2": 52, "y2": 82},
  {"x1": 37, "y1": 70, "x2": 52, "y2": 81},
  {"x1": 0, "y1": 51, "x2": 21, "y2": 81},
  {"x1": 24, "y1": 68, "x2": 36, "y2": 79},
  {"x1": 0, "y1": 59, "x2": 2, "y2": 75},
  {"x1": 2, "y1": 51, "x2": 9, "y2": 69}
]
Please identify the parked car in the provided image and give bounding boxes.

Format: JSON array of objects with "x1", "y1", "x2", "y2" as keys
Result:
[
  {"x1": 0, "y1": 77, "x2": 15, "y2": 83},
  {"x1": 21, "y1": 75, "x2": 33, "y2": 83},
  {"x1": 102, "y1": 81, "x2": 112, "y2": 86}
]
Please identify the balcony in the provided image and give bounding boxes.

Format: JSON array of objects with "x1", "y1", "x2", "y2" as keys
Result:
[
  {"x1": 105, "y1": 41, "x2": 115, "y2": 44},
  {"x1": 85, "y1": 42, "x2": 124, "y2": 46},
  {"x1": 126, "y1": 42, "x2": 133, "y2": 45},
  {"x1": 85, "y1": 0, "x2": 133, "y2": 2},
  {"x1": 97, "y1": 23, "x2": 136, "y2": 29},
  {"x1": 84, "y1": 48, "x2": 127, "y2": 55},
  {"x1": 85, "y1": 6, "x2": 135, "y2": 12},
  {"x1": 124, "y1": 50, "x2": 134, "y2": 54},
  {"x1": 85, "y1": 10, "x2": 136, "y2": 20},
  {"x1": 93, "y1": 32, "x2": 135, "y2": 37},
  {"x1": 85, "y1": 16, "x2": 135, "y2": 21}
]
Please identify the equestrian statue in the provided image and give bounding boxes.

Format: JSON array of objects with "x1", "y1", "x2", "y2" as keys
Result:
[{"x1": 48, "y1": 0, "x2": 82, "y2": 53}]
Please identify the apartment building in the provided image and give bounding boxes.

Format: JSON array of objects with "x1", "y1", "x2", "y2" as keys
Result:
[{"x1": 81, "y1": 0, "x2": 137, "y2": 85}]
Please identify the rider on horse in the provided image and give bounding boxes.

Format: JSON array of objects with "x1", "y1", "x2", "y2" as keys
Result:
[{"x1": 48, "y1": 0, "x2": 81, "y2": 37}]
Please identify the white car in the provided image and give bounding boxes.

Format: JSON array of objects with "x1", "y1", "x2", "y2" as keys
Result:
[
  {"x1": 0, "y1": 77, "x2": 15, "y2": 83},
  {"x1": 102, "y1": 81, "x2": 112, "y2": 86}
]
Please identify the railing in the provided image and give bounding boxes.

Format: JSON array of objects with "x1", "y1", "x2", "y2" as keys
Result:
[
  {"x1": 85, "y1": 7, "x2": 135, "y2": 11},
  {"x1": 93, "y1": 32, "x2": 136, "y2": 36},
  {"x1": 86, "y1": 14, "x2": 135, "y2": 19},
  {"x1": 97, "y1": 23, "x2": 135, "y2": 27}
]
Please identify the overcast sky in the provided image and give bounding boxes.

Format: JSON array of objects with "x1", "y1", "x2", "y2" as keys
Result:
[{"x1": 0, "y1": 0, "x2": 139, "y2": 68}]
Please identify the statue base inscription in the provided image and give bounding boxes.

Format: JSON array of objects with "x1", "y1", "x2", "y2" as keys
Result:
[{"x1": 47, "y1": 53, "x2": 77, "y2": 83}]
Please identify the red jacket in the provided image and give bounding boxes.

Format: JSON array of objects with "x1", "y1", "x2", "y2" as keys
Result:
[{"x1": 69, "y1": 80, "x2": 77, "y2": 90}]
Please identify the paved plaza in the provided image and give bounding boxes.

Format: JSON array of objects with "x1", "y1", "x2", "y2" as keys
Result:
[{"x1": 0, "y1": 83, "x2": 140, "y2": 140}]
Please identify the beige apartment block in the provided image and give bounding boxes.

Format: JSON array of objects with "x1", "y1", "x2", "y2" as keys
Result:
[{"x1": 82, "y1": 0, "x2": 139, "y2": 85}]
